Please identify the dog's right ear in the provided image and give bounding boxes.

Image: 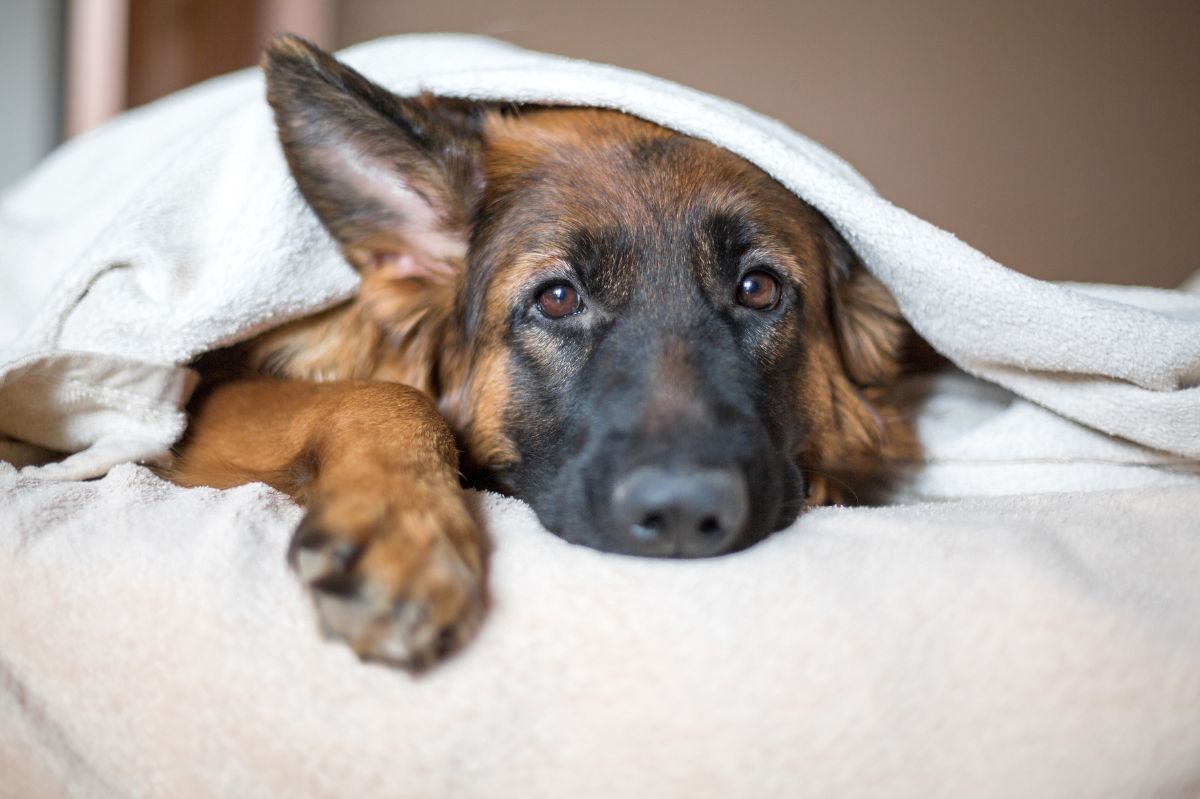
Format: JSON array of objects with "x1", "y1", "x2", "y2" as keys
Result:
[{"x1": 263, "y1": 35, "x2": 484, "y2": 279}]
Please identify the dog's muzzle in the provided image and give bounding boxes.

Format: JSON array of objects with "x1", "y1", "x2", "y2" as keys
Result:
[{"x1": 610, "y1": 465, "x2": 749, "y2": 557}]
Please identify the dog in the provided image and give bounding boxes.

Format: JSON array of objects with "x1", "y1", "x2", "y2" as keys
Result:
[{"x1": 168, "y1": 36, "x2": 916, "y2": 671}]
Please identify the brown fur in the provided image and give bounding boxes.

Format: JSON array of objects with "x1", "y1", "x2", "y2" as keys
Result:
[{"x1": 168, "y1": 36, "x2": 917, "y2": 670}]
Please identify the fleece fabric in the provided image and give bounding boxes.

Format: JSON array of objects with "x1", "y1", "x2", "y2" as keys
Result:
[{"x1": 1, "y1": 455, "x2": 1198, "y2": 798}]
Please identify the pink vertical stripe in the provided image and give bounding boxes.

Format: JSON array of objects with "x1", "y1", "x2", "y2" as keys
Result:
[
  {"x1": 65, "y1": 0, "x2": 130, "y2": 138},
  {"x1": 260, "y1": 0, "x2": 335, "y2": 48}
]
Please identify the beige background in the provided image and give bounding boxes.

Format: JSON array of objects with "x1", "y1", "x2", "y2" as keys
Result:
[
  {"x1": 3, "y1": 0, "x2": 1196, "y2": 287},
  {"x1": 339, "y1": 0, "x2": 1200, "y2": 287}
]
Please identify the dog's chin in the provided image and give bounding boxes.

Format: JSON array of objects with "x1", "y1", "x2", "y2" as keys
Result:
[{"x1": 539, "y1": 515, "x2": 783, "y2": 558}]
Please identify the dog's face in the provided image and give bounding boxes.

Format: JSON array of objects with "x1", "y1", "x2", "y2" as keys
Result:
[
  {"x1": 263, "y1": 38, "x2": 911, "y2": 557},
  {"x1": 465, "y1": 111, "x2": 839, "y2": 555}
]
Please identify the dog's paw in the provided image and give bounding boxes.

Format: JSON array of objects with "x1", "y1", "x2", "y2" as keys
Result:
[{"x1": 288, "y1": 488, "x2": 486, "y2": 672}]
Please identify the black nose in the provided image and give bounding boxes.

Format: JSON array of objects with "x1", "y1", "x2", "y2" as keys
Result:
[{"x1": 610, "y1": 466, "x2": 749, "y2": 557}]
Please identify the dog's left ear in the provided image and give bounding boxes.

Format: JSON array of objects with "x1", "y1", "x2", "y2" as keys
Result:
[{"x1": 263, "y1": 35, "x2": 484, "y2": 279}]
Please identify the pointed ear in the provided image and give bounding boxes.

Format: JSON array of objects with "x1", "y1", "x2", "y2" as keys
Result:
[
  {"x1": 262, "y1": 35, "x2": 485, "y2": 279},
  {"x1": 826, "y1": 231, "x2": 904, "y2": 387}
]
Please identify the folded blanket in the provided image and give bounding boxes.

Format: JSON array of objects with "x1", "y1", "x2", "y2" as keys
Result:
[
  {"x1": 2, "y1": 35, "x2": 1199, "y2": 798},
  {"x1": 1, "y1": 34, "x2": 1199, "y2": 479},
  {"x1": 2, "y1": 454, "x2": 1198, "y2": 798}
]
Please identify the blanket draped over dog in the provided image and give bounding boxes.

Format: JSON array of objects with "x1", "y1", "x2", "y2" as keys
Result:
[
  {"x1": 1, "y1": 35, "x2": 1198, "y2": 798},
  {"x1": 2, "y1": 35, "x2": 1199, "y2": 475}
]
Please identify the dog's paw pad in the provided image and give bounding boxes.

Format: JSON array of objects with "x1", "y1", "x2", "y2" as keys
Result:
[{"x1": 290, "y1": 500, "x2": 485, "y2": 672}]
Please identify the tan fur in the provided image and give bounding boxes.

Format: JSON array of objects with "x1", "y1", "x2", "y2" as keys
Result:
[{"x1": 171, "y1": 379, "x2": 485, "y2": 669}]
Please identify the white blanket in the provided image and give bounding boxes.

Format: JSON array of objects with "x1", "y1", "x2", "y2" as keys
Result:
[
  {"x1": 2, "y1": 445, "x2": 1199, "y2": 798},
  {"x1": 1, "y1": 35, "x2": 1199, "y2": 797}
]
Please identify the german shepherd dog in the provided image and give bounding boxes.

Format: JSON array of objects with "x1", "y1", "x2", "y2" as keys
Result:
[{"x1": 169, "y1": 36, "x2": 915, "y2": 670}]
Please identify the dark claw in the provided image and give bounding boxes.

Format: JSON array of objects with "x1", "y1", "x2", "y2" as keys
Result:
[
  {"x1": 435, "y1": 626, "x2": 458, "y2": 659},
  {"x1": 288, "y1": 514, "x2": 364, "y2": 570},
  {"x1": 310, "y1": 570, "x2": 363, "y2": 599},
  {"x1": 287, "y1": 516, "x2": 330, "y2": 565}
]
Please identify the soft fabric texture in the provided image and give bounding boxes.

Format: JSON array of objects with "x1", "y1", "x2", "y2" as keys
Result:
[
  {"x1": 2, "y1": 450, "x2": 1199, "y2": 798},
  {"x1": 1, "y1": 34, "x2": 1199, "y2": 798}
]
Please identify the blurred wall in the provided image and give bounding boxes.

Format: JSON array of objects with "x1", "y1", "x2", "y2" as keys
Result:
[
  {"x1": 337, "y1": 0, "x2": 1200, "y2": 287},
  {"x1": 0, "y1": 0, "x2": 61, "y2": 188},
  {"x1": 126, "y1": 0, "x2": 335, "y2": 107}
]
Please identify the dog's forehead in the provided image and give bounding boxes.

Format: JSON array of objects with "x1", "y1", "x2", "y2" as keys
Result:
[
  {"x1": 482, "y1": 107, "x2": 770, "y2": 216},
  {"x1": 466, "y1": 107, "x2": 829, "y2": 329}
]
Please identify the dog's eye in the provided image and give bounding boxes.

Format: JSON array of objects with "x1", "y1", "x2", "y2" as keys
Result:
[
  {"x1": 736, "y1": 271, "x2": 781, "y2": 311},
  {"x1": 537, "y1": 283, "x2": 582, "y2": 319}
]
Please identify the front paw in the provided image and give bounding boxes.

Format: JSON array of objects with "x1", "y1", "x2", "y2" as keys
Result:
[{"x1": 288, "y1": 489, "x2": 486, "y2": 671}]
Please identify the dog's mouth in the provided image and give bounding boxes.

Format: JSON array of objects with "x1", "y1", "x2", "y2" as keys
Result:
[
  {"x1": 482, "y1": 434, "x2": 805, "y2": 558},
  {"x1": 592, "y1": 450, "x2": 804, "y2": 557}
]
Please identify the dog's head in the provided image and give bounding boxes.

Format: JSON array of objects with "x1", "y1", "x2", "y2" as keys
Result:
[{"x1": 263, "y1": 37, "x2": 912, "y2": 557}]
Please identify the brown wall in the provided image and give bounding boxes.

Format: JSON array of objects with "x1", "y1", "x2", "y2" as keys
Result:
[
  {"x1": 126, "y1": 0, "x2": 336, "y2": 108},
  {"x1": 337, "y1": 0, "x2": 1200, "y2": 287},
  {"x1": 128, "y1": 0, "x2": 259, "y2": 108}
]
